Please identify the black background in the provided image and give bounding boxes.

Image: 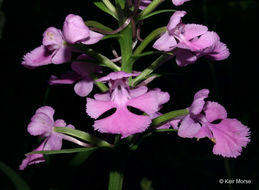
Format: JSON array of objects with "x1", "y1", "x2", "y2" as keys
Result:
[{"x1": 0, "y1": 0, "x2": 258, "y2": 189}]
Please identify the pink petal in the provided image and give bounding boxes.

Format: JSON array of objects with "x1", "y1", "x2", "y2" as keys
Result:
[
  {"x1": 22, "y1": 45, "x2": 52, "y2": 68},
  {"x1": 44, "y1": 133, "x2": 62, "y2": 151},
  {"x1": 183, "y1": 24, "x2": 208, "y2": 41},
  {"x1": 204, "y1": 101, "x2": 227, "y2": 123},
  {"x1": 170, "y1": 119, "x2": 181, "y2": 129},
  {"x1": 129, "y1": 86, "x2": 148, "y2": 98},
  {"x1": 86, "y1": 98, "x2": 116, "y2": 119},
  {"x1": 49, "y1": 73, "x2": 79, "y2": 85},
  {"x1": 74, "y1": 78, "x2": 94, "y2": 97},
  {"x1": 93, "y1": 106, "x2": 151, "y2": 138},
  {"x1": 97, "y1": 71, "x2": 138, "y2": 82},
  {"x1": 153, "y1": 88, "x2": 170, "y2": 106},
  {"x1": 172, "y1": 0, "x2": 190, "y2": 6},
  {"x1": 175, "y1": 49, "x2": 197, "y2": 67},
  {"x1": 54, "y1": 119, "x2": 67, "y2": 127},
  {"x1": 63, "y1": 14, "x2": 90, "y2": 43},
  {"x1": 81, "y1": 30, "x2": 104, "y2": 45},
  {"x1": 127, "y1": 90, "x2": 168, "y2": 115},
  {"x1": 19, "y1": 140, "x2": 46, "y2": 170},
  {"x1": 52, "y1": 46, "x2": 71, "y2": 64},
  {"x1": 42, "y1": 27, "x2": 64, "y2": 48},
  {"x1": 178, "y1": 115, "x2": 201, "y2": 138},
  {"x1": 167, "y1": 11, "x2": 186, "y2": 31},
  {"x1": 189, "y1": 89, "x2": 209, "y2": 115},
  {"x1": 153, "y1": 31, "x2": 177, "y2": 51},
  {"x1": 205, "y1": 41, "x2": 230, "y2": 61},
  {"x1": 36, "y1": 106, "x2": 55, "y2": 119},
  {"x1": 94, "y1": 93, "x2": 111, "y2": 101},
  {"x1": 210, "y1": 119, "x2": 250, "y2": 158},
  {"x1": 195, "y1": 125, "x2": 213, "y2": 139},
  {"x1": 27, "y1": 112, "x2": 53, "y2": 136},
  {"x1": 190, "y1": 31, "x2": 219, "y2": 51},
  {"x1": 67, "y1": 124, "x2": 75, "y2": 129}
]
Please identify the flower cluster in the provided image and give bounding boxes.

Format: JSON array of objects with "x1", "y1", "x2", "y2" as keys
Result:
[{"x1": 20, "y1": 0, "x2": 250, "y2": 171}]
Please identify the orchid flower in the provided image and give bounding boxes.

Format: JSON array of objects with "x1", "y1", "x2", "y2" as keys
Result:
[
  {"x1": 174, "y1": 89, "x2": 250, "y2": 158},
  {"x1": 22, "y1": 14, "x2": 103, "y2": 68},
  {"x1": 86, "y1": 71, "x2": 170, "y2": 138},
  {"x1": 49, "y1": 54, "x2": 101, "y2": 97},
  {"x1": 153, "y1": 11, "x2": 230, "y2": 66},
  {"x1": 19, "y1": 106, "x2": 87, "y2": 170}
]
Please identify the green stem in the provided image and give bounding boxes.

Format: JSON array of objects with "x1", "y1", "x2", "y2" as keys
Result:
[
  {"x1": 137, "y1": 0, "x2": 164, "y2": 21},
  {"x1": 131, "y1": 54, "x2": 171, "y2": 86},
  {"x1": 108, "y1": 169, "x2": 124, "y2": 190},
  {"x1": 133, "y1": 26, "x2": 166, "y2": 55},
  {"x1": 94, "y1": 81, "x2": 109, "y2": 92},
  {"x1": 151, "y1": 109, "x2": 189, "y2": 127},
  {"x1": 91, "y1": 75, "x2": 109, "y2": 92}
]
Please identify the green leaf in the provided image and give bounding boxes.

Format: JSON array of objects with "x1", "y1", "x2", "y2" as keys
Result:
[
  {"x1": 0, "y1": 161, "x2": 31, "y2": 190},
  {"x1": 131, "y1": 51, "x2": 162, "y2": 58},
  {"x1": 151, "y1": 109, "x2": 189, "y2": 127},
  {"x1": 115, "y1": 0, "x2": 126, "y2": 10},
  {"x1": 72, "y1": 44, "x2": 121, "y2": 71},
  {"x1": 92, "y1": 1, "x2": 118, "y2": 19},
  {"x1": 133, "y1": 27, "x2": 167, "y2": 55},
  {"x1": 137, "y1": 0, "x2": 163, "y2": 21},
  {"x1": 127, "y1": 51, "x2": 163, "y2": 68},
  {"x1": 27, "y1": 147, "x2": 97, "y2": 155},
  {"x1": 102, "y1": 33, "x2": 121, "y2": 40},
  {"x1": 70, "y1": 149, "x2": 96, "y2": 166},
  {"x1": 155, "y1": 129, "x2": 177, "y2": 133},
  {"x1": 131, "y1": 54, "x2": 170, "y2": 87},
  {"x1": 138, "y1": 9, "x2": 176, "y2": 21},
  {"x1": 54, "y1": 127, "x2": 112, "y2": 147},
  {"x1": 86, "y1": 20, "x2": 113, "y2": 32}
]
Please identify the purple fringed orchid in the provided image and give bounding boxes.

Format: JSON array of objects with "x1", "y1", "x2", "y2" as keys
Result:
[
  {"x1": 22, "y1": 14, "x2": 103, "y2": 68},
  {"x1": 174, "y1": 89, "x2": 250, "y2": 158},
  {"x1": 137, "y1": 0, "x2": 190, "y2": 10},
  {"x1": 49, "y1": 54, "x2": 101, "y2": 97},
  {"x1": 153, "y1": 11, "x2": 230, "y2": 66},
  {"x1": 86, "y1": 71, "x2": 170, "y2": 138},
  {"x1": 19, "y1": 106, "x2": 87, "y2": 170}
]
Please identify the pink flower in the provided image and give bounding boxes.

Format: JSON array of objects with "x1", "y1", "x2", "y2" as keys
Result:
[
  {"x1": 153, "y1": 11, "x2": 230, "y2": 66},
  {"x1": 49, "y1": 54, "x2": 101, "y2": 97},
  {"x1": 86, "y1": 71, "x2": 170, "y2": 138},
  {"x1": 175, "y1": 89, "x2": 250, "y2": 158},
  {"x1": 22, "y1": 14, "x2": 103, "y2": 68},
  {"x1": 19, "y1": 106, "x2": 75, "y2": 170}
]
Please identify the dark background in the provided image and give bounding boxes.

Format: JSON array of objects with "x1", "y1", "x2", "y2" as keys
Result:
[{"x1": 0, "y1": 0, "x2": 258, "y2": 189}]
